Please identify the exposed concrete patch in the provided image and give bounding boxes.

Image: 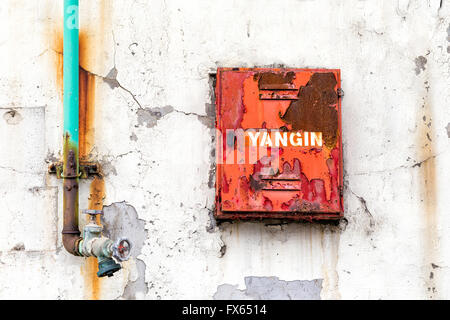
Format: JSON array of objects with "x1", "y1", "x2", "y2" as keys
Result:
[
  {"x1": 99, "y1": 157, "x2": 118, "y2": 176},
  {"x1": 101, "y1": 202, "x2": 148, "y2": 299},
  {"x1": 214, "y1": 277, "x2": 322, "y2": 300},
  {"x1": 206, "y1": 208, "x2": 217, "y2": 233},
  {"x1": 446, "y1": 123, "x2": 450, "y2": 138},
  {"x1": 136, "y1": 105, "x2": 174, "y2": 128},
  {"x1": 214, "y1": 284, "x2": 250, "y2": 300},
  {"x1": 207, "y1": 147, "x2": 215, "y2": 190},
  {"x1": 103, "y1": 67, "x2": 120, "y2": 90},
  {"x1": 205, "y1": 75, "x2": 217, "y2": 188},
  {"x1": 206, "y1": 73, "x2": 218, "y2": 233},
  {"x1": 121, "y1": 259, "x2": 148, "y2": 300},
  {"x1": 3, "y1": 109, "x2": 23, "y2": 125},
  {"x1": 197, "y1": 102, "x2": 215, "y2": 129},
  {"x1": 414, "y1": 56, "x2": 427, "y2": 75},
  {"x1": 205, "y1": 143, "x2": 216, "y2": 232},
  {"x1": 101, "y1": 202, "x2": 147, "y2": 247}
]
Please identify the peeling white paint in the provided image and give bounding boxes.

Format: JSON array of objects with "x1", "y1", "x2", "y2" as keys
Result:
[
  {"x1": 0, "y1": 0, "x2": 450, "y2": 299},
  {"x1": 214, "y1": 277, "x2": 323, "y2": 300}
]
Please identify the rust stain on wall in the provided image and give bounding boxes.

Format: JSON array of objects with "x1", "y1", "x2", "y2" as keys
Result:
[
  {"x1": 79, "y1": 0, "x2": 113, "y2": 72},
  {"x1": 79, "y1": 29, "x2": 102, "y2": 297},
  {"x1": 79, "y1": 67, "x2": 96, "y2": 160},
  {"x1": 82, "y1": 176, "x2": 106, "y2": 300},
  {"x1": 46, "y1": 22, "x2": 64, "y2": 102},
  {"x1": 78, "y1": 27, "x2": 104, "y2": 299},
  {"x1": 54, "y1": 30, "x2": 64, "y2": 103},
  {"x1": 418, "y1": 95, "x2": 438, "y2": 299},
  {"x1": 77, "y1": 0, "x2": 114, "y2": 296}
]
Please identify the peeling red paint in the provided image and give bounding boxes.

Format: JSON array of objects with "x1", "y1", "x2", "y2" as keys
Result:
[
  {"x1": 222, "y1": 172, "x2": 230, "y2": 194},
  {"x1": 263, "y1": 197, "x2": 273, "y2": 211}
]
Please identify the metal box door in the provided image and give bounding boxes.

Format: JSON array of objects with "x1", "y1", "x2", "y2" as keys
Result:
[{"x1": 215, "y1": 68, "x2": 343, "y2": 221}]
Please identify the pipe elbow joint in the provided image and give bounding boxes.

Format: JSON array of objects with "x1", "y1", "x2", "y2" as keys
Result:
[{"x1": 62, "y1": 232, "x2": 83, "y2": 256}]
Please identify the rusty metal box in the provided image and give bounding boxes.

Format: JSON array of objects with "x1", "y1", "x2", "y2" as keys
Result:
[{"x1": 215, "y1": 68, "x2": 343, "y2": 221}]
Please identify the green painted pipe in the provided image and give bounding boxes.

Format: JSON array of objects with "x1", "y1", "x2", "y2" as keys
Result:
[
  {"x1": 63, "y1": 0, "x2": 79, "y2": 146},
  {"x1": 62, "y1": 0, "x2": 82, "y2": 256}
]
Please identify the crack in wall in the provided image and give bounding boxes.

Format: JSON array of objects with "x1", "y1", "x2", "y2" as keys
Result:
[
  {"x1": 348, "y1": 187, "x2": 376, "y2": 234},
  {"x1": 347, "y1": 150, "x2": 447, "y2": 177},
  {"x1": 82, "y1": 65, "x2": 213, "y2": 129}
]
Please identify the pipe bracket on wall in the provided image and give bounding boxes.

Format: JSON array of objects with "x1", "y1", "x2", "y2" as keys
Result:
[{"x1": 48, "y1": 161, "x2": 100, "y2": 179}]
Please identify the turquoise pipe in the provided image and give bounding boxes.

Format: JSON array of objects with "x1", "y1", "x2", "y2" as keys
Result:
[{"x1": 63, "y1": 0, "x2": 79, "y2": 146}]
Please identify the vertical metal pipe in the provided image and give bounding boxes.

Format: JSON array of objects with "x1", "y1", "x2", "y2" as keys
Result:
[
  {"x1": 64, "y1": 0, "x2": 79, "y2": 145},
  {"x1": 62, "y1": 0, "x2": 82, "y2": 255}
]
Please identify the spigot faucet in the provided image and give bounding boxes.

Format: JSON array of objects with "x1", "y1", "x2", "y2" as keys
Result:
[{"x1": 79, "y1": 210, "x2": 132, "y2": 277}]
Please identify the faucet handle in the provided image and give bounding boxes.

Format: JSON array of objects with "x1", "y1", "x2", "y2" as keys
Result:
[
  {"x1": 112, "y1": 237, "x2": 132, "y2": 262},
  {"x1": 82, "y1": 209, "x2": 103, "y2": 223}
]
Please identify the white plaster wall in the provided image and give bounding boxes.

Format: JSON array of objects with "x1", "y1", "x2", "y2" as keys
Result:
[{"x1": 0, "y1": 0, "x2": 449, "y2": 299}]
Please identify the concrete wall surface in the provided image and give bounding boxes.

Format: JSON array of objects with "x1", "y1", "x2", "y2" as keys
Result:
[{"x1": 0, "y1": 0, "x2": 449, "y2": 299}]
